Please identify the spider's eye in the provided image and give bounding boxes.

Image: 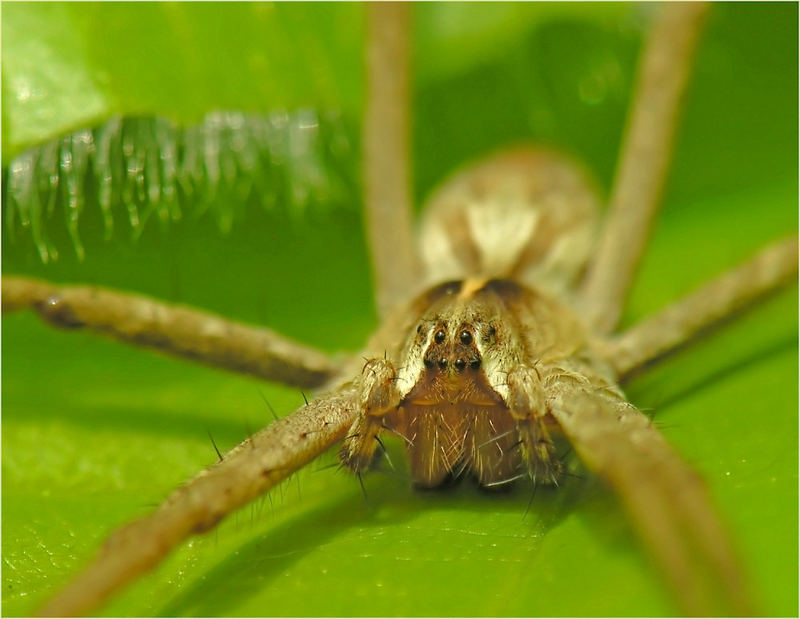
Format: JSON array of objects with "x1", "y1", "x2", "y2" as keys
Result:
[
  {"x1": 459, "y1": 330, "x2": 472, "y2": 345},
  {"x1": 434, "y1": 329, "x2": 446, "y2": 344}
]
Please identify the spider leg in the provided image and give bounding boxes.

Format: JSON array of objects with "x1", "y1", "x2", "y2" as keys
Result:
[
  {"x1": 580, "y1": 3, "x2": 709, "y2": 332},
  {"x1": 2, "y1": 275, "x2": 336, "y2": 389},
  {"x1": 506, "y1": 365, "x2": 562, "y2": 486},
  {"x1": 548, "y1": 368, "x2": 756, "y2": 616},
  {"x1": 36, "y1": 383, "x2": 359, "y2": 617},
  {"x1": 339, "y1": 357, "x2": 402, "y2": 473},
  {"x1": 603, "y1": 235, "x2": 798, "y2": 379},
  {"x1": 363, "y1": 2, "x2": 420, "y2": 317}
]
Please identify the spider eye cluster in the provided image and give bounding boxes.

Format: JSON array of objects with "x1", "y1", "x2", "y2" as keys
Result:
[{"x1": 421, "y1": 324, "x2": 482, "y2": 373}]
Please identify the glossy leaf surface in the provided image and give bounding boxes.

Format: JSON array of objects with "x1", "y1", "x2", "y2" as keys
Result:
[{"x1": 2, "y1": 4, "x2": 797, "y2": 616}]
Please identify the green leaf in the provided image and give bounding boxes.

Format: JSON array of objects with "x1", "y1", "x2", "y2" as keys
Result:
[
  {"x1": 1, "y1": 2, "x2": 365, "y2": 156},
  {"x1": 2, "y1": 3, "x2": 797, "y2": 617}
]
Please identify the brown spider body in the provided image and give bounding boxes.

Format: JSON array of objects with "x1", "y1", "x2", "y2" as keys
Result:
[
  {"x1": 341, "y1": 147, "x2": 609, "y2": 489},
  {"x1": 341, "y1": 277, "x2": 575, "y2": 488},
  {"x1": 387, "y1": 281, "x2": 526, "y2": 488}
]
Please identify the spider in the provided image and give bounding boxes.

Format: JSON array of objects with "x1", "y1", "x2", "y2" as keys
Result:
[{"x1": 2, "y1": 3, "x2": 797, "y2": 617}]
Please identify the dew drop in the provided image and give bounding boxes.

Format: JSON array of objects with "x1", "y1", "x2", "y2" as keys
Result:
[
  {"x1": 63, "y1": 130, "x2": 93, "y2": 260},
  {"x1": 202, "y1": 113, "x2": 222, "y2": 206},
  {"x1": 7, "y1": 152, "x2": 35, "y2": 239},
  {"x1": 93, "y1": 117, "x2": 121, "y2": 239},
  {"x1": 4, "y1": 107, "x2": 355, "y2": 262},
  {"x1": 144, "y1": 122, "x2": 163, "y2": 216},
  {"x1": 120, "y1": 119, "x2": 142, "y2": 230},
  {"x1": 156, "y1": 117, "x2": 181, "y2": 222},
  {"x1": 178, "y1": 124, "x2": 202, "y2": 203},
  {"x1": 36, "y1": 140, "x2": 59, "y2": 219},
  {"x1": 18, "y1": 149, "x2": 55, "y2": 262}
]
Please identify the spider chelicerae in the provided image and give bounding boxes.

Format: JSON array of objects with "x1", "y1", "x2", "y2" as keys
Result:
[{"x1": 2, "y1": 3, "x2": 797, "y2": 617}]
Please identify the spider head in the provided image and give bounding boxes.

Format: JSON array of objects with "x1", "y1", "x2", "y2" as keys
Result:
[
  {"x1": 421, "y1": 323, "x2": 482, "y2": 380},
  {"x1": 395, "y1": 278, "x2": 512, "y2": 401}
]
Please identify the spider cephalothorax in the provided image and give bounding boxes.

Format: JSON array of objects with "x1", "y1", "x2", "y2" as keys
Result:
[{"x1": 341, "y1": 276, "x2": 607, "y2": 489}]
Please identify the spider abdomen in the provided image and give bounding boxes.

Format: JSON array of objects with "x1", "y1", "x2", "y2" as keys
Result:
[{"x1": 418, "y1": 147, "x2": 600, "y2": 299}]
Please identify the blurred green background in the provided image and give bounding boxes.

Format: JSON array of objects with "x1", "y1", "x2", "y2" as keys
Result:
[{"x1": 2, "y1": 3, "x2": 797, "y2": 616}]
